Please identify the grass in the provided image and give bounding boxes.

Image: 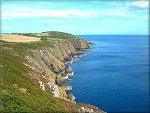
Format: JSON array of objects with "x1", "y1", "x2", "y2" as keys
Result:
[
  {"x1": 0, "y1": 41, "x2": 67, "y2": 113},
  {"x1": 0, "y1": 32, "x2": 86, "y2": 113},
  {"x1": 21, "y1": 31, "x2": 78, "y2": 39},
  {"x1": 2, "y1": 40, "x2": 55, "y2": 56}
]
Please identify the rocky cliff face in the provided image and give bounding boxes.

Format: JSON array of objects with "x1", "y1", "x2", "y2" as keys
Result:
[
  {"x1": 1, "y1": 31, "x2": 105, "y2": 113},
  {"x1": 23, "y1": 37, "x2": 90, "y2": 102}
]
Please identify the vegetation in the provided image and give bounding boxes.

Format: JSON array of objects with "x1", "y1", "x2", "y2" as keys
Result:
[
  {"x1": 44, "y1": 31, "x2": 77, "y2": 39},
  {"x1": 0, "y1": 44, "x2": 67, "y2": 112},
  {"x1": 21, "y1": 31, "x2": 78, "y2": 39},
  {"x1": 0, "y1": 32, "x2": 101, "y2": 113},
  {"x1": 0, "y1": 33, "x2": 82, "y2": 112},
  {"x1": 1, "y1": 40, "x2": 55, "y2": 56},
  {"x1": 40, "y1": 37, "x2": 49, "y2": 41}
]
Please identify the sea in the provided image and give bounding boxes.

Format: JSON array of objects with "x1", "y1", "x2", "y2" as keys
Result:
[{"x1": 67, "y1": 35, "x2": 149, "y2": 112}]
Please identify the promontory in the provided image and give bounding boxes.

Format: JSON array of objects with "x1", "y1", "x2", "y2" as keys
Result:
[{"x1": 0, "y1": 31, "x2": 106, "y2": 113}]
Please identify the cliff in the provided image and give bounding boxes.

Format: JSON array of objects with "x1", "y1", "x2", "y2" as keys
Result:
[{"x1": 0, "y1": 31, "x2": 105, "y2": 113}]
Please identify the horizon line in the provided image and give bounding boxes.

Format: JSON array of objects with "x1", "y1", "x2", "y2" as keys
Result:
[
  {"x1": 76, "y1": 34, "x2": 149, "y2": 36},
  {"x1": 1, "y1": 31, "x2": 149, "y2": 36}
]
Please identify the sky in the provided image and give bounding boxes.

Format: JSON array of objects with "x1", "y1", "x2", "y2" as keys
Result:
[{"x1": 1, "y1": 0, "x2": 149, "y2": 35}]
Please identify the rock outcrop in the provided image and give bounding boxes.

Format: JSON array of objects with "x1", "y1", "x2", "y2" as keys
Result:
[{"x1": 23, "y1": 37, "x2": 90, "y2": 102}]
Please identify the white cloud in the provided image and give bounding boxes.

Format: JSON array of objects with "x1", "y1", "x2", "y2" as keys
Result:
[
  {"x1": 2, "y1": 8, "x2": 131, "y2": 19},
  {"x1": 129, "y1": 0, "x2": 149, "y2": 9},
  {"x1": 1, "y1": 1, "x2": 149, "y2": 20},
  {"x1": 42, "y1": 20, "x2": 64, "y2": 25},
  {"x1": 2, "y1": 4, "x2": 133, "y2": 19},
  {"x1": 2, "y1": 7, "x2": 98, "y2": 19}
]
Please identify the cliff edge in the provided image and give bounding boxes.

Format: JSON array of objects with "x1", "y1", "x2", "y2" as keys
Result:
[{"x1": 0, "y1": 31, "x2": 105, "y2": 113}]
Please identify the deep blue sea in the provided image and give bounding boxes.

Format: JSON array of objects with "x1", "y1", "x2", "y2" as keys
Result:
[{"x1": 67, "y1": 35, "x2": 149, "y2": 112}]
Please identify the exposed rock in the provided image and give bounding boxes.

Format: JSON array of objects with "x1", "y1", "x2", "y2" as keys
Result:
[
  {"x1": 68, "y1": 71, "x2": 74, "y2": 76},
  {"x1": 78, "y1": 104, "x2": 106, "y2": 113},
  {"x1": 56, "y1": 78, "x2": 67, "y2": 87},
  {"x1": 14, "y1": 32, "x2": 105, "y2": 112},
  {"x1": 61, "y1": 73, "x2": 69, "y2": 80},
  {"x1": 63, "y1": 85, "x2": 72, "y2": 91},
  {"x1": 52, "y1": 84, "x2": 60, "y2": 98},
  {"x1": 39, "y1": 81, "x2": 45, "y2": 91},
  {"x1": 68, "y1": 93, "x2": 76, "y2": 102},
  {"x1": 1, "y1": 31, "x2": 106, "y2": 113},
  {"x1": 68, "y1": 38, "x2": 91, "y2": 50}
]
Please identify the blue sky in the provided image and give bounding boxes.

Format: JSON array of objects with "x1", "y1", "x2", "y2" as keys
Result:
[{"x1": 1, "y1": 0, "x2": 149, "y2": 35}]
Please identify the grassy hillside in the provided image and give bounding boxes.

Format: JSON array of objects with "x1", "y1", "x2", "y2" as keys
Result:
[
  {"x1": 0, "y1": 43, "x2": 67, "y2": 113},
  {"x1": 21, "y1": 31, "x2": 78, "y2": 39},
  {"x1": 0, "y1": 32, "x2": 104, "y2": 113},
  {"x1": 0, "y1": 39, "x2": 83, "y2": 113}
]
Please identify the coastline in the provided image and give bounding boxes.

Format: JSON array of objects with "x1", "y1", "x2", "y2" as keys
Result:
[
  {"x1": 1, "y1": 32, "x2": 105, "y2": 113},
  {"x1": 62, "y1": 46, "x2": 92, "y2": 103}
]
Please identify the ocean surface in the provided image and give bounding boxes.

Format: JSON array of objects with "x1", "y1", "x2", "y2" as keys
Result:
[{"x1": 67, "y1": 35, "x2": 149, "y2": 112}]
